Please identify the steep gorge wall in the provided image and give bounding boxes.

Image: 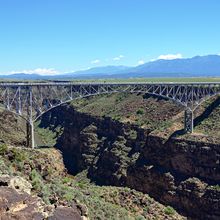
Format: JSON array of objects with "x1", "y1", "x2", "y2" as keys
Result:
[{"x1": 38, "y1": 105, "x2": 220, "y2": 220}]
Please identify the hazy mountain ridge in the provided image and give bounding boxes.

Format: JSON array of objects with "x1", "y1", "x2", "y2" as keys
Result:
[
  {"x1": 67, "y1": 65, "x2": 130, "y2": 75},
  {"x1": 131, "y1": 55, "x2": 220, "y2": 75},
  {"x1": 1, "y1": 55, "x2": 220, "y2": 80}
]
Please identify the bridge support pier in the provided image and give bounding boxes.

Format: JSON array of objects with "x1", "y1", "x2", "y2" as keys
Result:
[
  {"x1": 26, "y1": 121, "x2": 35, "y2": 149},
  {"x1": 26, "y1": 87, "x2": 35, "y2": 149},
  {"x1": 184, "y1": 109, "x2": 194, "y2": 133}
]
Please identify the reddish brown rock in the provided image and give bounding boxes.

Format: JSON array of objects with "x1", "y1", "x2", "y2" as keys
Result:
[
  {"x1": 0, "y1": 186, "x2": 44, "y2": 220},
  {"x1": 0, "y1": 177, "x2": 85, "y2": 220},
  {"x1": 48, "y1": 206, "x2": 82, "y2": 220}
]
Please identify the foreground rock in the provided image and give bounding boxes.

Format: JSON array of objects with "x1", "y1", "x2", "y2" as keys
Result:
[
  {"x1": 0, "y1": 176, "x2": 84, "y2": 220},
  {"x1": 0, "y1": 176, "x2": 47, "y2": 220},
  {"x1": 49, "y1": 206, "x2": 82, "y2": 220}
]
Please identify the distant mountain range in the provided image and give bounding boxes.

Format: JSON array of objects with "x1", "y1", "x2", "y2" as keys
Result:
[{"x1": 1, "y1": 55, "x2": 220, "y2": 80}]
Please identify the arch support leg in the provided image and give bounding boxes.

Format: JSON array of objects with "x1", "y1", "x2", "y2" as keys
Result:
[{"x1": 184, "y1": 109, "x2": 194, "y2": 133}]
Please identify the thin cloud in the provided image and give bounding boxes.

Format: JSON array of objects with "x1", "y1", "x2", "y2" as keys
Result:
[
  {"x1": 138, "y1": 60, "x2": 145, "y2": 65},
  {"x1": 150, "y1": 53, "x2": 183, "y2": 62},
  {"x1": 113, "y1": 55, "x2": 124, "y2": 61},
  {"x1": 157, "y1": 53, "x2": 183, "y2": 60},
  {"x1": 91, "y1": 59, "x2": 101, "y2": 64},
  {"x1": 9, "y1": 68, "x2": 59, "y2": 75}
]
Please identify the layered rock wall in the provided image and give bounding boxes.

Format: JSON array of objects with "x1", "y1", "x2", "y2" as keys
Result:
[{"x1": 39, "y1": 105, "x2": 220, "y2": 219}]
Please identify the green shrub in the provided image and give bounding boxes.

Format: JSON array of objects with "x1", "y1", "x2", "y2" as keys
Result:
[
  {"x1": 76, "y1": 181, "x2": 86, "y2": 189},
  {"x1": 136, "y1": 108, "x2": 144, "y2": 115},
  {"x1": 41, "y1": 184, "x2": 52, "y2": 204},
  {"x1": 63, "y1": 191, "x2": 74, "y2": 202},
  {"x1": 0, "y1": 144, "x2": 8, "y2": 155},
  {"x1": 164, "y1": 206, "x2": 175, "y2": 215},
  {"x1": 116, "y1": 96, "x2": 123, "y2": 102},
  {"x1": 128, "y1": 130, "x2": 137, "y2": 140},
  {"x1": 156, "y1": 120, "x2": 173, "y2": 132},
  {"x1": 11, "y1": 148, "x2": 27, "y2": 162},
  {"x1": 210, "y1": 184, "x2": 220, "y2": 191},
  {"x1": 16, "y1": 161, "x2": 25, "y2": 171},
  {"x1": 30, "y1": 169, "x2": 44, "y2": 191},
  {"x1": 0, "y1": 159, "x2": 10, "y2": 175},
  {"x1": 62, "y1": 176, "x2": 73, "y2": 184},
  {"x1": 135, "y1": 215, "x2": 146, "y2": 220}
]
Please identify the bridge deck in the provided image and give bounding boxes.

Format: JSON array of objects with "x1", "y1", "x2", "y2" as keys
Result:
[{"x1": 1, "y1": 81, "x2": 220, "y2": 87}]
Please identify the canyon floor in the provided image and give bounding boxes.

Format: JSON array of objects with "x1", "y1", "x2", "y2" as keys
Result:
[{"x1": 1, "y1": 93, "x2": 220, "y2": 219}]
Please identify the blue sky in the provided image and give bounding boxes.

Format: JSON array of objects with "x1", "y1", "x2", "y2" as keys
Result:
[{"x1": 0, "y1": 0, "x2": 220, "y2": 75}]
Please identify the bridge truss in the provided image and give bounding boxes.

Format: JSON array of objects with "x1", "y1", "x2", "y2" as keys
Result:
[{"x1": 0, "y1": 82, "x2": 220, "y2": 148}]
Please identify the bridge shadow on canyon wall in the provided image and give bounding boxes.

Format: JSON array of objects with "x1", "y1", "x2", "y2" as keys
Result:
[
  {"x1": 36, "y1": 94, "x2": 171, "y2": 175},
  {"x1": 37, "y1": 104, "x2": 103, "y2": 175},
  {"x1": 36, "y1": 95, "x2": 220, "y2": 175},
  {"x1": 193, "y1": 96, "x2": 220, "y2": 127}
]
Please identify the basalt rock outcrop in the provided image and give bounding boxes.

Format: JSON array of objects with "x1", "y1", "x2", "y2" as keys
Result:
[
  {"x1": 0, "y1": 174, "x2": 87, "y2": 220},
  {"x1": 39, "y1": 105, "x2": 220, "y2": 220},
  {"x1": 0, "y1": 175, "x2": 83, "y2": 220}
]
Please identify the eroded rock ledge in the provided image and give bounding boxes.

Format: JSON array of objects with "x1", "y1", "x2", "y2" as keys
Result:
[{"x1": 39, "y1": 105, "x2": 220, "y2": 220}]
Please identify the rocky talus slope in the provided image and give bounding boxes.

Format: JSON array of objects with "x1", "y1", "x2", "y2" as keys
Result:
[{"x1": 36, "y1": 93, "x2": 220, "y2": 220}]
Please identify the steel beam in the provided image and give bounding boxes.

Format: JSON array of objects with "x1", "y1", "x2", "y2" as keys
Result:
[
  {"x1": 184, "y1": 109, "x2": 194, "y2": 133},
  {"x1": 1, "y1": 82, "x2": 220, "y2": 146}
]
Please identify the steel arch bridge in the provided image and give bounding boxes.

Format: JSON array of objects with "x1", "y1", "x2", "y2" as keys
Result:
[{"x1": 1, "y1": 82, "x2": 220, "y2": 148}]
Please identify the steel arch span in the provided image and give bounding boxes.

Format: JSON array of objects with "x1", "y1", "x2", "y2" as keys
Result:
[{"x1": 1, "y1": 82, "x2": 220, "y2": 148}]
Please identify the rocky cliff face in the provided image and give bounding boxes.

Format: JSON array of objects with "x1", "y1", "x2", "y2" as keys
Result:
[{"x1": 38, "y1": 105, "x2": 220, "y2": 220}]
